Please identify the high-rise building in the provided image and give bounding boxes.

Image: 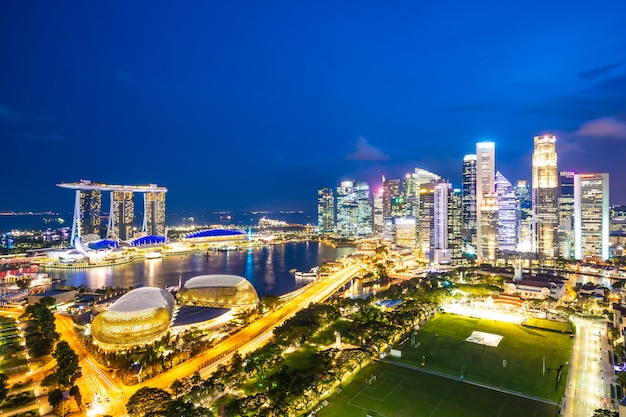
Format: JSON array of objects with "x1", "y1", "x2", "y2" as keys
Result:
[
  {"x1": 476, "y1": 142, "x2": 495, "y2": 258},
  {"x1": 447, "y1": 188, "x2": 463, "y2": 263},
  {"x1": 558, "y1": 172, "x2": 575, "y2": 259},
  {"x1": 382, "y1": 178, "x2": 401, "y2": 219},
  {"x1": 373, "y1": 188, "x2": 384, "y2": 236},
  {"x1": 80, "y1": 190, "x2": 102, "y2": 236},
  {"x1": 143, "y1": 191, "x2": 166, "y2": 236},
  {"x1": 417, "y1": 182, "x2": 435, "y2": 261},
  {"x1": 479, "y1": 192, "x2": 498, "y2": 262},
  {"x1": 515, "y1": 180, "x2": 532, "y2": 252},
  {"x1": 335, "y1": 181, "x2": 372, "y2": 238},
  {"x1": 317, "y1": 187, "x2": 335, "y2": 234},
  {"x1": 495, "y1": 172, "x2": 518, "y2": 252},
  {"x1": 109, "y1": 191, "x2": 135, "y2": 241},
  {"x1": 574, "y1": 173, "x2": 609, "y2": 260},
  {"x1": 532, "y1": 134, "x2": 559, "y2": 258},
  {"x1": 461, "y1": 154, "x2": 477, "y2": 250}
]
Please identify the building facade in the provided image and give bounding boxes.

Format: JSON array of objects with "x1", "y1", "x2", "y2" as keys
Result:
[
  {"x1": 476, "y1": 142, "x2": 495, "y2": 259},
  {"x1": 532, "y1": 134, "x2": 559, "y2": 258},
  {"x1": 317, "y1": 187, "x2": 335, "y2": 234},
  {"x1": 574, "y1": 173, "x2": 609, "y2": 260},
  {"x1": 495, "y1": 171, "x2": 518, "y2": 252},
  {"x1": 462, "y1": 154, "x2": 477, "y2": 251},
  {"x1": 558, "y1": 171, "x2": 575, "y2": 259}
]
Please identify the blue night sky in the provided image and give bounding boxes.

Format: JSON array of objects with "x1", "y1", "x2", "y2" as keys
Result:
[{"x1": 1, "y1": 1, "x2": 626, "y2": 214}]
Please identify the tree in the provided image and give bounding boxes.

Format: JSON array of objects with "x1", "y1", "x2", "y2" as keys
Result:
[
  {"x1": 126, "y1": 387, "x2": 172, "y2": 417},
  {"x1": 48, "y1": 388, "x2": 64, "y2": 414},
  {"x1": 70, "y1": 385, "x2": 82, "y2": 409},
  {"x1": 0, "y1": 373, "x2": 8, "y2": 405},
  {"x1": 170, "y1": 379, "x2": 184, "y2": 397},
  {"x1": 617, "y1": 372, "x2": 626, "y2": 390},
  {"x1": 53, "y1": 341, "x2": 81, "y2": 388}
]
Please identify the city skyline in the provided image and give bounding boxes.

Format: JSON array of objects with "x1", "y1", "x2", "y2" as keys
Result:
[{"x1": 1, "y1": 1, "x2": 626, "y2": 213}]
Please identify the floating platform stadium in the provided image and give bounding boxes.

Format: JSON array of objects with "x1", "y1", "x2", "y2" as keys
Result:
[{"x1": 90, "y1": 275, "x2": 259, "y2": 350}]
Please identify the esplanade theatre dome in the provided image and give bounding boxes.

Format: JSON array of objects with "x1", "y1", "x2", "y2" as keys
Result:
[
  {"x1": 177, "y1": 275, "x2": 259, "y2": 309},
  {"x1": 91, "y1": 287, "x2": 176, "y2": 350}
]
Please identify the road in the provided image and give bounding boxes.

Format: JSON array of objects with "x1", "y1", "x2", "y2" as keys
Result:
[
  {"x1": 564, "y1": 317, "x2": 612, "y2": 417},
  {"x1": 53, "y1": 262, "x2": 362, "y2": 416}
]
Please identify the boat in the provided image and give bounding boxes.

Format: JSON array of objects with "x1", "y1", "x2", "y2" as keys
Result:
[
  {"x1": 294, "y1": 267, "x2": 319, "y2": 280},
  {"x1": 145, "y1": 252, "x2": 163, "y2": 260}
]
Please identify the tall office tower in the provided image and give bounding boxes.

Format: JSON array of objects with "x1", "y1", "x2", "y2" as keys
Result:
[
  {"x1": 417, "y1": 182, "x2": 435, "y2": 261},
  {"x1": 382, "y1": 218, "x2": 395, "y2": 242},
  {"x1": 143, "y1": 191, "x2": 166, "y2": 236},
  {"x1": 354, "y1": 181, "x2": 373, "y2": 237},
  {"x1": 461, "y1": 154, "x2": 477, "y2": 250},
  {"x1": 515, "y1": 180, "x2": 532, "y2": 252},
  {"x1": 382, "y1": 178, "x2": 401, "y2": 219},
  {"x1": 558, "y1": 172, "x2": 575, "y2": 259},
  {"x1": 373, "y1": 188, "x2": 384, "y2": 236},
  {"x1": 447, "y1": 188, "x2": 463, "y2": 263},
  {"x1": 108, "y1": 191, "x2": 135, "y2": 241},
  {"x1": 574, "y1": 173, "x2": 609, "y2": 260},
  {"x1": 479, "y1": 192, "x2": 498, "y2": 261},
  {"x1": 335, "y1": 181, "x2": 372, "y2": 238},
  {"x1": 433, "y1": 181, "x2": 451, "y2": 264},
  {"x1": 402, "y1": 174, "x2": 419, "y2": 217},
  {"x1": 532, "y1": 134, "x2": 559, "y2": 258},
  {"x1": 476, "y1": 142, "x2": 495, "y2": 258},
  {"x1": 495, "y1": 172, "x2": 518, "y2": 252},
  {"x1": 69, "y1": 189, "x2": 102, "y2": 245},
  {"x1": 317, "y1": 187, "x2": 335, "y2": 234},
  {"x1": 394, "y1": 217, "x2": 417, "y2": 249}
]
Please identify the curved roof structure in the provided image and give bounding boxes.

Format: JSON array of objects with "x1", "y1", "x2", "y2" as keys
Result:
[
  {"x1": 128, "y1": 235, "x2": 167, "y2": 246},
  {"x1": 177, "y1": 274, "x2": 259, "y2": 308},
  {"x1": 184, "y1": 228, "x2": 246, "y2": 239},
  {"x1": 91, "y1": 287, "x2": 176, "y2": 350}
]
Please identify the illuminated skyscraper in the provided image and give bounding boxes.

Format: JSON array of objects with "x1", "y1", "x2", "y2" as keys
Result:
[
  {"x1": 373, "y1": 188, "x2": 384, "y2": 236},
  {"x1": 394, "y1": 217, "x2": 416, "y2": 249},
  {"x1": 479, "y1": 192, "x2": 498, "y2": 262},
  {"x1": 382, "y1": 178, "x2": 401, "y2": 219},
  {"x1": 109, "y1": 191, "x2": 135, "y2": 241},
  {"x1": 317, "y1": 187, "x2": 335, "y2": 234},
  {"x1": 515, "y1": 180, "x2": 532, "y2": 252},
  {"x1": 574, "y1": 173, "x2": 609, "y2": 260},
  {"x1": 495, "y1": 171, "x2": 518, "y2": 252},
  {"x1": 461, "y1": 154, "x2": 477, "y2": 249},
  {"x1": 335, "y1": 181, "x2": 372, "y2": 238},
  {"x1": 558, "y1": 172, "x2": 575, "y2": 259},
  {"x1": 447, "y1": 188, "x2": 463, "y2": 263},
  {"x1": 417, "y1": 182, "x2": 435, "y2": 260},
  {"x1": 476, "y1": 142, "x2": 495, "y2": 259},
  {"x1": 532, "y1": 134, "x2": 559, "y2": 258},
  {"x1": 143, "y1": 191, "x2": 166, "y2": 236}
]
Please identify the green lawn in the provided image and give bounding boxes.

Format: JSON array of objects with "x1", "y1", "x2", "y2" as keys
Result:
[
  {"x1": 523, "y1": 318, "x2": 572, "y2": 333},
  {"x1": 316, "y1": 361, "x2": 559, "y2": 417},
  {"x1": 309, "y1": 319, "x2": 353, "y2": 346},
  {"x1": 393, "y1": 313, "x2": 572, "y2": 401}
]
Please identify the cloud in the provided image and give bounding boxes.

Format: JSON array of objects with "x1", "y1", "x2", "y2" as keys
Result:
[
  {"x1": 578, "y1": 61, "x2": 624, "y2": 81},
  {"x1": 11, "y1": 132, "x2": 68, "y2": 142},
  {"x1": 0, "y1": 105, "x2": 21, "y2": 123},
  {"x1": 576, "y1": 117, "x2": 626, "y2": 139},
  {"x1": 345, "y1": 137, "x2": 390, "y2": 162}
]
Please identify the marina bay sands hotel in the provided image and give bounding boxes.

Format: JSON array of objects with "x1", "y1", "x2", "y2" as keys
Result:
[{"x1": 57, "y1": 180, "x2": 167, "y2": 245}]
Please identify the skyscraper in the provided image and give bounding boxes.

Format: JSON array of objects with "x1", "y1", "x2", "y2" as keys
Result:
[
  {"x1": 382, "y1": 178, "x2": 401, "y2": 219},
  {"x1": 317, "y1": 187, "x2": 335, "y2": 234},
  {"x1": 109, "y1": 191, "x2": 135, "y2": 241},
  {"x1": 532, "y1": 134, "x2": 559, "y2": 258},
  {"x1": 80, "y1": 190, "x2": 102, "y2": 236},
  {"x1": 143, "y1": 191, "x2": 166, "y2": 236},
  {"x1": 447, "y1": 188, "x2": 463, "y2": 263},
  {"x1": 515, "y1": 180, "x2": 532, "y2": 252},
  {"x1": 558, "y1": 172, "x2": 575, "y2": 259},
  {"x1": 373, "y1": 188, "x2": 384, "y2": 236},
  {"x1": 479, "y1": 192, "x2": 498, "y2": 262},
  {"x1": 574, "y1": 173, "x2": 609, "y2": 260},
  {"x1": 394, "y1": 217, "x2": 417, "y2": 249},
  {"x1": 476, "y1": 142, "x2": 495, "y2": 259},
  {"x1": 495, "y1": 171, "x2": 518, "y2": 252},
  {"x1": 417, "y1": 182, "x2": 435, "y2": 261},
  {"x1": 461, "y1": 154, "x2": 477, "y2": 250},
  {"x1": 335, "y1": 181, "x2": 372, "y2": 238}
]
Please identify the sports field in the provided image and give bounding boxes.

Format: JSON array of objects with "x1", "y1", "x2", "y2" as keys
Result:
[
  {"x1": 395, "y1": 313, "x2": 572, "y2": 401},
  {"x1": 316, "y1": 361, "x2": 559, "y2": 417}
]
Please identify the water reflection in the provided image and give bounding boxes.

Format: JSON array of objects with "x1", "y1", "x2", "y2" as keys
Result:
[{"x1": 48, "y1": 242, "x2": 353, "y2": 297}]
